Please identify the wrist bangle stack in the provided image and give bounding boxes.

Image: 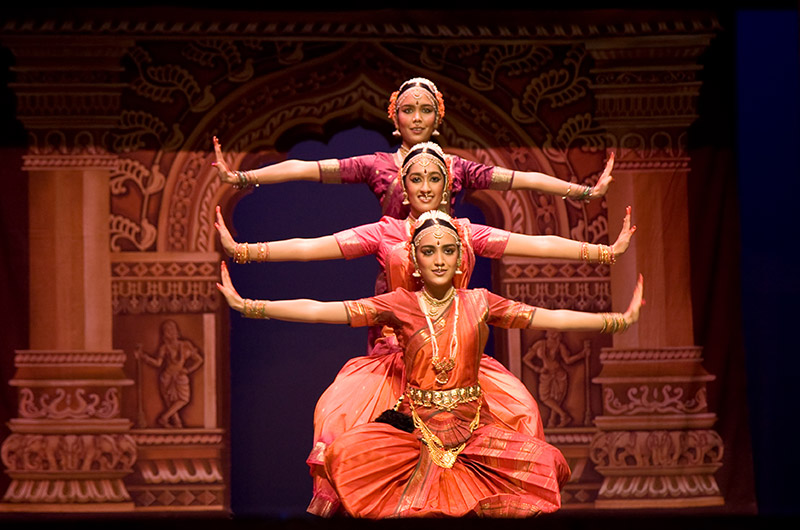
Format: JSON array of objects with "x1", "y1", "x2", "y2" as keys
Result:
[
  {"x1": 599, "y1": 312, "x2": 629, "y2": 333},
  {"x1": 233, "y1": 170, "x2": 259, "y2": 189},
  {"x1": 242, "y1": 298, "x2": 270, "y2": 319},
  {"x1": 233, "y1": 243, "x2": 250, "y2": 264},
  {"x1": 580, "y1": 243, "x2": 615, "y2": 265},
  {"x1": 562, "y1": 184, "x2": 593, "y2": 201},
  {"x1": 597, "y1": 244, "x2": 616, "y2": 265}
]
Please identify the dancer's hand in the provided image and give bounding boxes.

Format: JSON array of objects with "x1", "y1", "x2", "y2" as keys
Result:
[
  {"x1": 216, "y1": 261, "x2": 244, "y2": 312},
  {"x1": 612, "y1": 205, "x2": 637, "y2": 259},
  {"x1": 214, "y1": 205, "x2": 237, "y2": 257},
  {"x1": 592, "y1": 152, "x2": 615, "y2": 198},
  {"x1": 212, "y1": 136, "x2": 238, "y2": 185},
  {"x1": 623, "y1": 274, "x2": 645, "y2": 326}
]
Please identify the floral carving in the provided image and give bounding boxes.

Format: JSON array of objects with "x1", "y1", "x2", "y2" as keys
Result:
[
  {"x1": 603, "y1": 386, "x2": 708, "y2": 416},
  {"x1": 182, "y1": 40, "x2": 254, "y2": 82},
  {"x1": 467, "y1": 45, "x2": 554, "y2": 91},
  {"x1": 113, "y1": 110, "x2": 184, "y2": 153},
  {"x1": 110, "y1": 157, "x2": 165, "y2": 251},
  {"x1": 18, "y1": 388, "x2": 121, "y2": 420},
  {"x1": 129, "y1": 46, "x2": 215, "y2": 112}
]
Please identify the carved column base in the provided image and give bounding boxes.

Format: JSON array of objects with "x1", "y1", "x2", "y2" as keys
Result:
[
  {"x1": 546, "y1": 428, "x2": 601, "y2": 509},
  {"x1": 2, "y1": 475, "x2": 134, "y2": 512},
  {"x1": 591, "y1": 429, "x2": 724, "y2": 508},
  {"x1": 595, "y1": 473, "x2": 723, "y2": 509},
  {"x1": 589, "y1": 347, "x2": 724, "y2": 509},
  {"x1": 126, "y1": 429, "x2": 226, "y2": 512},
  {"x1": 0, "y1": 350, "x2": 136, "y2": 513}
]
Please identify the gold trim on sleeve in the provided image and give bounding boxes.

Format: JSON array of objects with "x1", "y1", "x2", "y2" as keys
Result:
[
  {"x1": 488, "y1": 167, "x2": 514, "y2": 190},
  {"x1": 318, "y1": 159, "x2": 341, "y2": 184}
]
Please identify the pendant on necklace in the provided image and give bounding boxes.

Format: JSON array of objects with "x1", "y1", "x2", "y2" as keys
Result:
[{"x1": 433, "y1": 358, "x2": 455, "y2": 385}]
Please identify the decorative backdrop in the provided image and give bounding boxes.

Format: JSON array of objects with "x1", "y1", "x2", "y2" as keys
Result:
[{"x1": 0, "y1": 8, "x2": 754, "y2": 517}]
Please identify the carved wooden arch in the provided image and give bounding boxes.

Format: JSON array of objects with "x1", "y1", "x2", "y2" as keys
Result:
[{"x1": 155, "y1": 46, "x2": 581, "y2": 254}]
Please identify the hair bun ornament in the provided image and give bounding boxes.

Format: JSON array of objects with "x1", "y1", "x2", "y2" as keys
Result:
[{"x1": 413, "y1": 209, "x2": 454, "y2": 230}]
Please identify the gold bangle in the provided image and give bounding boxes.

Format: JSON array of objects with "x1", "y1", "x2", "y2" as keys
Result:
[
  {"x1": 600, "y1": 312, "x2": 629, "y2": 333},
  {"x1": 242, "y1": 299, "x2": 270, "y2": 319},
  {"x1": 255, "y1": 242, "x2": 270, "y2": 261},
  {"x1": 233, "y1": 243, "x2": 249, "y2": 264},
  {"x1": 580, "y1": 242, "x2": 590, "y2": 262}
]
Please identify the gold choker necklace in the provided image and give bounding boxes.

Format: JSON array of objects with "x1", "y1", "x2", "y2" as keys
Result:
[{"x1": 421, "y1": 287, "x2": 455, "y2": 318}]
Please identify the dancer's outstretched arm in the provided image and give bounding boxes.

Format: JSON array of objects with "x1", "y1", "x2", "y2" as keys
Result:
[
  {"x1": 212, "y1": 136, "x2": 320, "y2": 187},
  {"x1": 529, "y1": 274, "x2": 644, "y2": 332},
  {"x1": 214, "y1": 206, "x2": 343, "y2": 262},
  {"x1": 216, "y1": 261, "x2": 349, "y2": 323},
  {"x1": 510, "y1": 152, "x2": 615, "y2": 201},
  {"x1": 503, "y1": 205, "x2": 636, "y2": 262}
]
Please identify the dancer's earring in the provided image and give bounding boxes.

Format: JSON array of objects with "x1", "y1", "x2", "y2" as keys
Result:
[
  {"x1": 392, "y1": 130, "x2": 401, "y2": 137},
  {"x1": 432, "y1": 129, "x2": 440, "y2": 136},
  {"x1": 402, "y1": 191, "x2": 410, "y2": 205},
  {"x1": 440, "y1": 191, "x2": 448, "y2": 206},
  {"x1": 412, "y1": 268, "x2": 422, "y2": 278}
]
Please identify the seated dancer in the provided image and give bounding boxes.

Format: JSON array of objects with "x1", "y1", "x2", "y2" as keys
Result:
[
  {"x1": 215, "y1": 141, "x2": 635, "y2": 516},
  {"x1": 213, "y1": 76, "x2": 615, "y2": 221},
  {"x1": 216, "y1": 210, "x2": 644, "y2": 518}
]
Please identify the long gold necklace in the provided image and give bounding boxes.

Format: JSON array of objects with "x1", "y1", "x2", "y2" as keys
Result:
[{"x1": 420, "y1": 290, "x2": 459, "y2": 385}]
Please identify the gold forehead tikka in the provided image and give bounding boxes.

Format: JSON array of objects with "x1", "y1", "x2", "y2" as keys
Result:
[
  {"x1": 403, "y1": 153, "x2": 446, "y2": 178},
  {"x1": 397, "y1": 86, "x2": 436, "y2": 107}
]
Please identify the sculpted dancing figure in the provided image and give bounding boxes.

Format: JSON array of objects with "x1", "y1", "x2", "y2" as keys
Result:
[
  {"x1": 217, "y1": 211, "x2": 644, "y2": 518},
  {"x1": 215, "y1": 141, "x2": 635, "y2": 515},
  {"x1": 213, "y1": 77, "x2": 615, "y2": 220},
  {"x1": 134, "y1": 319, "x2": 203, "y2": 429}
]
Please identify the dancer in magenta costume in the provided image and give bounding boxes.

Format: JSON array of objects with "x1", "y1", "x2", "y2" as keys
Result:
[{"x1": 213, "y1": 77, "x2": 615, "y2": 221}]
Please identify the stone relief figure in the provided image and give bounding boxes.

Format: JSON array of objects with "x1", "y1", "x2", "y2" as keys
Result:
[
  {"x1": 523, "y1": 330, "x2": 587, "y2": 428},
  {"x1": 134, "y1": 319, "x2": 203, "y2": 428}
]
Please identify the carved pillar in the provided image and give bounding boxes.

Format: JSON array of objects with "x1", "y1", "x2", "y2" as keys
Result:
[
  {"x1": 0, "y1": 37, "x2": 137, "y2": 512},
  {"x1": 585, "y1": 34, "x2": 724, "y2": 508}
]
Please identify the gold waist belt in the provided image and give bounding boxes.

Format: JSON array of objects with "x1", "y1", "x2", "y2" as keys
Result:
[{"x1": 406, "y1": 383, "x2": 482, "y2": 411}]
